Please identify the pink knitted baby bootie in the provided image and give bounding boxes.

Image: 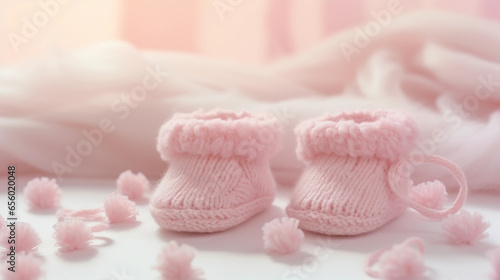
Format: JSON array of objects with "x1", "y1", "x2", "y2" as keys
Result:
[
  {"x1": 287, "y1": 110, "x2": 468, "y2": 235},
  {"x1": 150, "y1": 110, "x2": 282, "y2": 233}
]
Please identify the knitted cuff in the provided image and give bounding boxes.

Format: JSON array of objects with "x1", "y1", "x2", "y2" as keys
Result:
[
  {"x1": 295, "y1": 110, "x2": 418, "y2": 163},
  {"x1": 157, "y1": 110, "x2": 282, "y2": 161}
]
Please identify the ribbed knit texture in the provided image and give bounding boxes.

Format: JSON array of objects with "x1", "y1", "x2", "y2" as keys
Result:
[
  {"x1": 287, "y1": 110, "x2": 419, "y2": 235},
  {"x1": 150, "y1": 110, "x2": 282, "y2": 233}
]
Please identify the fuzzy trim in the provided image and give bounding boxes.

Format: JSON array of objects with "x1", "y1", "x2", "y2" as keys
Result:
[
  {"x1": 157, "y1": 110, "x2": 282, "y2": 161},
  {"x1": 295, "y1": 110, "x2": 418, "y2": 163}
]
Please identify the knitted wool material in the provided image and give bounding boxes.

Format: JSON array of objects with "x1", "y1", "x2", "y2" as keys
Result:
[
  {"x1": 287, "y1": 110, "x2": 419, "y2": 235},
  {"x1": 150, "y1": 110, "x2": 282, "y2": 233}
]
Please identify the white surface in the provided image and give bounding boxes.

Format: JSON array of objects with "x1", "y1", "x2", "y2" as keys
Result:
[{"x1": 1, "y1": 176, "x2": 499, "y2": 280}]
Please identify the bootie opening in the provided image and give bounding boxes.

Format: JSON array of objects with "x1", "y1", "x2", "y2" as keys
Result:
[
  {"x1": 295, "y1": 110, "x2": 419, "y2": 163},
  {"x1": 157, "y1": 110, "x2": 282, "y2": 162}
]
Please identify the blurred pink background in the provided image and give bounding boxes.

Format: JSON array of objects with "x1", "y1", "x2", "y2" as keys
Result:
[{"x1": 1, "y1": 0, "x2": 500, "y2": 66}]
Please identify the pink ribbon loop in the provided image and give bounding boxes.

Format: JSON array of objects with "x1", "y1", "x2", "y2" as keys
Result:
[{"x1": 389, "y1": 154, "x2": 468, "y2": 220}]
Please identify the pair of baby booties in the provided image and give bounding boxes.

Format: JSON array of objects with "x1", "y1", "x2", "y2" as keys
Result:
[{"x1": 149, "y1": 109, "x2": 468, "y2": 235}]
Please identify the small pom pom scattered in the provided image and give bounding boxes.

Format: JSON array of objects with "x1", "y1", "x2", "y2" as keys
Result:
[
  {"x1": 24, "y1": 177, "x2": 62, "y2": 209},
  {"x1": 262, "y1": 217, "x2": 304, "y2": 255},
  {"x1": 441, "y1": 210, "x2": 490, "y2": 245},
  {"x1": 53, "y1": 218, "x2": 93, "y2": 251},
  {"x1": 378, "y1": 243, "x2": 425, "y2": 279},
  {"x1": 116, "y1": 170, "x2": 150, "y2": 200},
  {"x1": 104, "y1": 193, "x2": 138, "y2": 224},
  {"x1": 154, "y1": 241, "x2": 203, "y2": 280},
  {"x1": 7, "y1": 223, "x2": 41, "y2": 253},
  {"x1": 365, "y1": 237, "x2": 426, "y2": 280},
  {"x1": 407, "y1": 180, "x2": 448, "y2": 210},
  {"x1": 487, "y1": 248, "x2": 500, "y2": 280},
  {"x1": 3, "y1": 252, "x2": 43, "y2": 280}
]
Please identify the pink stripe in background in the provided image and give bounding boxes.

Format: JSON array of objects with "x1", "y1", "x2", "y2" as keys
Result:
[
  {"x1": 322, "y1": 0, "x2": 365, "y2": 35},
  {"x1": 267, "y1": 0, "x2": 294, "y2": 60},
  {"x1": 121, "y1": 0, "x2": 199, "y2": 52},
  {"x1": 3, "y1": 0, "x2": 500, "y2": 66}
]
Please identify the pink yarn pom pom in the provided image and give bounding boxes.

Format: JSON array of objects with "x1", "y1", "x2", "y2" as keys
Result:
[
  {"x1": 407, "y1": 180, "x2": 448, "y2": 210},
  {"x1": 154, "y1": 241, "x2": 203, "y2": 280},
  {"x1": 262, "y1": 217, "x2": 304, "y2": 255},
  {"x1": 441, "y1": 210, "x2": 490, "y2": 245},
  {"x1": 104, "y1": 193, "x2": 138, "y2": 223},
  {"x1": 6, "y1": 223, "x2": 41, "y2": 253},
  {"x1": 378, "y1": 243, "x2": 425, "y2": 279},
  {"x1": 3, "y1": 252, "x2": 43, "y2": 280},
  {"x1": 116, "y1": 170, "x2": 150, "y2": 200},
  {"x1": 365, "y1": 237, "x2": 426, "y2": 280},
  {"x1": 53, "y1": 218, "x2": 93, "y2": 251},
  {"x1": 23, "y1": 177, "x2": 62, "y2": 209},
  {"x1": 488, "y1": 248, "x2": 500, "y2": 280}
]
